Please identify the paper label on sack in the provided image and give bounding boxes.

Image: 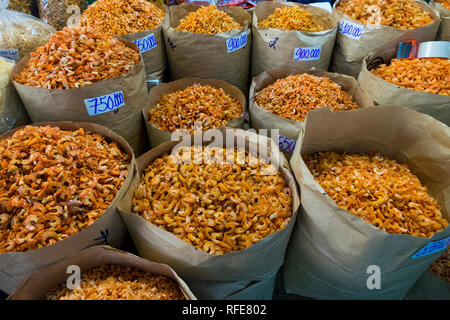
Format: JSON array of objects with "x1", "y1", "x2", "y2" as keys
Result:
[
  {"x1": 84, "y1": 91, "x2": 125, "y2": 116},
  {"x1": 227, "y1": 32, "x2": 248, "y2": 53},
  {"x1": 411, "y1": 237, "x2": 450, "y2": 259},
  {"x1": 0, "y1": 48, "x2": 20, "y2": 61},
  {"x1": 132, "y1": 34, "x2": 157, "y2": 53},
  {"x1": 338, "y1": 19, "x2": 363, "y2": 40},
  {"x1": 278, "y1": 135, "x2": 296, "y2": 153},
  {"x1": 293, "y1": 46, "x2": 322, "y2": 61}
]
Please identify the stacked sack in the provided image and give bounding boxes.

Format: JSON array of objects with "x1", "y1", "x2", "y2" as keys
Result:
[
  {"x1": 330, "y1": 0, "x2": 440, "y2": 77},
  {"x1": 251, "y1": 2, "x2": 338, "y2": 77},
  {"x1": 284, "y1": 105, "x2": 449, "y2": 299}
]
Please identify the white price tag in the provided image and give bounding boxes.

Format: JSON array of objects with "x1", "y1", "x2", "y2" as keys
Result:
[
  {"x1": 293, "y1": 46, "x2": 321, "y2": 61},
  {"x1": 411, "y1": 237, "x2": 450, "y2": 259},
  {"x1": 132, "y1": 33, "x2": 157, "y2": 53},
  {"x1": 278, "y1": 135, "x2": 296, "y2": 153},
  {"x1": 84, "y1": 91, "x2": 125, "y2": 116},
  {"x1": 226, "y1": 32, "x2": 247, "y2": 53},
  {"x1": 339, "y1": 19, "x2": 364, "y2": 40},
  {"x1": 0, "y1": 48, "x2": 20, "y2": 62}
]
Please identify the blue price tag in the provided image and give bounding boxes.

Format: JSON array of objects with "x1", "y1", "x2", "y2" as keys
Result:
[
  {"x1": 278, "y1": 135, "x2": 296, "y2": 153},
  {"x1": 226, "y1": 32, "x2": 247, "y2": 53},
  {"x1": 293, "y1": 46, "x2": 321, "y2": 61},
  {"x1": 132, "y1": 33, "x2": 157, "y2": 53},
  {"x1": 84, "y1": 91, "x2": 125, "y2": 116},
  {"x1": 0, "y1": 48, "x2": 20, "y2": 61},
  {"x1": 339, "y1": 19, "x2": 363, "y2": 40},
  {"x1": 411, "y1": 237, "x2": 450, "y2": 259}
]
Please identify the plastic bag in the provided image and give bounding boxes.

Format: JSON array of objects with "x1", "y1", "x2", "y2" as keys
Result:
[
  {"x1": 0, "y1": 0, "x2": 55, "y2": 62},
  {"x1": 38, "y1": 0, "x2": 86, "y2": 30},
  {"x1": 0, "y1": 57, "x2": 30, "y2": 134}
]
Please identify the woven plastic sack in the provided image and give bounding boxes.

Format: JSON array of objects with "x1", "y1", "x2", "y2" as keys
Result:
[{"x1": 0, "y1": 0, "x2": 55, "y2": 62}]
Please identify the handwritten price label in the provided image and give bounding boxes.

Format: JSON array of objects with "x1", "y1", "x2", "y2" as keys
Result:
[
  {"x1": 339, "y1": 19, "x2": 363, "y2": 40},
  {"x1": 84, "y1": 91, "x2": 125, "y2": 116},
  {"x1": 227, "y1": 32, "x2": 247, "y2": 53},
  {"x1": 411, "y1": 237, "x2": 450, "y2": 259},
  {"x1": 0, "y1": 48, "x2": 20, "y2": 61},
  {"x1": 293, "y1": 46, "x2": 321, "y2": 61},
  {"x1": 133, "y1": 33, "x2": 157, "y2": 53},
  {"x1": 278, "y1": 135, "x2": 296, "y2": 153}
]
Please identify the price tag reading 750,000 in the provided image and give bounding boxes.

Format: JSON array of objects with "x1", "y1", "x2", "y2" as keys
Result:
[{"x1": 84, "y1": 91, "x2": 125, "y2": 116}]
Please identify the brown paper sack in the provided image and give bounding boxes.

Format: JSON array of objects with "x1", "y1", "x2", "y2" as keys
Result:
[
  {"x1": 330, "y1": 0, "x2": 440, "y2": 77},
  {"x1": 404, "y1": 270, "x2": 450, "y2": 300},
  {"x1": 249, "y1": 67, "x2": 373, "y2": 153},
  {"x1": 358, "y1": 50, "x2": 450, "y2": 126},
  {"x1": 117, "y1": 128, "x2": 300, "y2": 299},
  {"x1": 120, "y1": 4, "x2": 168, "y2": 81},
  {"x1": 251, "y1": 2, "x2": 338, "y2": 77},
  {"x1": 432, "y1": 1, "x2": 450, "y2": 41},
  {"x1": 143, "y1": 77, "x2": 246, "y2": 148},
  {"x1": 162, "y1": 4, "x2": 252, "y2": 94},
  {"x1": 8, "y1": 245, "x2": 196, "y2": 300},
  {"x1": 0, "y1": 121, "x2": 136, "y2": 294},
  {"x1": 11, "y1": 40, "x2": 149, "y2": 156},
  {"x1": 284, "y1": 106, "x2": 450, "y2": 299}
]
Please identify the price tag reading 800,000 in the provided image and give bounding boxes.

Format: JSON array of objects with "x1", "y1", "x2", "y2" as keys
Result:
[
  {"x1": 84, "y1": 91, "x2": 125, "y2": 116},
  {"x1": 278, "y1": 135, "x2": 296, "y2": 153},
  {"x1": 133, "y1": 33, "x2": 157, "y2": 53},
  {"x1": 227, "y1": 32, "x2": 247, "y2": 53}
]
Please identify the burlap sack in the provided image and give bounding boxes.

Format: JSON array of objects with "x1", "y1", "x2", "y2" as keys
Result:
[
  {"x1": 358, "y1": 50, "x2": 450, "y2": 126},
  {"x1": 162, "y1": 4, "x2": 251, "y2": 94},
  {"x1": 11, "y1": 40, "x2": 149, "y2": 156},
  {"x1": 285, "y1": 106, "x2": 450, "y2": 299},
  {"x1": 8, "y1": 245, "x2": 196, "y2": 300},
  {"x1": 330, "y1": 0, "x2": 440, "y2": 77},
  {"x1": 0, "y1": 121, "x2": 135, "y2": 294},
  {"x1": 404, "y1": 270, "x2": 450, "y2": 300},
  {"x1": 432, "y1": 1, "x2": 450, "y2": 41},
  {"x1": 117, "y1": 128, "x2": 300, "y2": 299},
  {"x1": 143, "y1": 77, "x2": 246, "y2": 148},
  {"x1": 251, "y1": 2, "x2": 338, "y2": 77},
  {"x1": 120, "y1": 3, "x2": 167, "y2": 81},
  {"x1": 249, "y1": 67, "x2": 373, "y2": 154}
]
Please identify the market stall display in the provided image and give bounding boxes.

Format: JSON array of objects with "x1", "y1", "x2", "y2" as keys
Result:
[
  {"x1": 251, "y1": 2, "x2": 337, "y2": 77},
  {"x1": 249, "y1": 68, "x2": 373, "y2": 155},
  {"x1": 8, "y1": 246, "x2": 197, "y2": 300},
  {"x1": 330, "y1": 0, "x2": 440, "y2": 77},
  {"x1": 432, "y1": 0, "x2": 450, "y2": 40},
  {"x1": 144, "y1": 78, "x2": 245, "y2": 147},
  {"x1": 0, "y1": 0, "x2": 55, "y2": 62},
  {"x1": 0, "y1": 121, "x2": 135, "y2": 294},
  {"x1": 118, "y1": 129, "x2": 300, "y2": 299},
  {"x1": 285, "y1": 105, "x2": 450, "y2": 299},
  {"x1": 0, "y1": 57, "x2": 30, "y2": 134},
  {"x1": 358, "y1": 49, "x2": 450, "y2": 126},
  {"x1": 12, "y1": 26, "x2": 149, "y2": 155},
  {"x1": 163, "y1": 4, "x2": 251, "y2": 94},
  {"x1": 80, "y1": 0, "x2": 167, "y2": 80},
  {"x1": 38, "y1": 0, "x2": 86, "y2": 30}
]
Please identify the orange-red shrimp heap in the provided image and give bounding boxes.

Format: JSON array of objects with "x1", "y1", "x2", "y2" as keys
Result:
[
  {"x1": 46, "y1": 264, "x2": 186, "y2": 300},
  {"x1": 132, "y1": 146, "x2": 292, "y2": 255},
  {"x1": 13, "y1": 26, "x2": 140, "y2": 89},
  {"x1": 304, "y1": 151, "x2": 448, "y2": 237},
  {"x1": 0, "y1": 125, "x2": 130, "y2": 253}
]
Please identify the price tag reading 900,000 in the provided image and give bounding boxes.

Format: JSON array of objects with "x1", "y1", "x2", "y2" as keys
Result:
[{"x1": 227, "y1": 32, "x2": 247, "y2": 53}]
